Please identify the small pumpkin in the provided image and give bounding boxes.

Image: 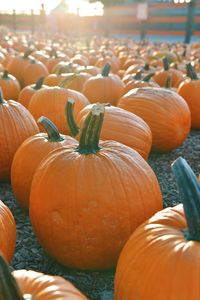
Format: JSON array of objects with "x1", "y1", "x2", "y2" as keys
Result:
[
  {"x1": 0, "y1": 89, "x2": 39, "y2": 181},
  {"x1": 115, "y1": 157, "x2": 200, "y2": 300},
  {"x1": 118, "y1": 87, "x2": 191, "y2": 152},
  {"x1": 29, "y1": 104, "x2": 162, "y2": 270},
  {"x1": 0, "y1": 200, "x2": 16, "y2": 262},
  {"x1": 0, "y1": 254, "x2": 88, "y2": 299},
  {"x1": 0, "y1": 70, "x2": 20, "y2": 100},
  {"x1": 11, "y1": 116, "x2": 76, "y2": 209},
  {"x1": 23, "y1": 59, "x2": 49, "y2": 86}
]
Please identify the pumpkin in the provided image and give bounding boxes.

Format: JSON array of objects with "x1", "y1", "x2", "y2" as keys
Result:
[
  {"x1": 82, "y1": 63, "x2": 125, "y2": 105},
  {"x1": 0, "y1": 200, "x2": 16, "y2": 262},
  {"x1": 29, "y1": 104, "x2": 162, "y2": 270},
  {"x1": 115, "y1": 157, "x2": 200, "y2": 300},
  {"x1": 11, "y1": 117, "x2": 76, "y2": 208},
  {"x1": 118, "y1": 87, "x2": 191, "y2": 152},
  {"x1": 28, "y1": 86, "x2": 89, "y2": 135},
  {"x1": 23, "y1": 59, "x2": 49, "y2": 86},
  {"x1": 122, "y1": 73, "x2": 158, "y2": 95},
  {"x1": 18, "y1": 77, "x2": 46, "y2": 109},
  {"x1": 0, "y1": 89, "x2": 39, "y2": 181},
  {"x1": 177, "y1": 63, "x2": 200, "y2": 129},
  {"x1": 0, "y1": 70, "x2": 20, "y2": 100},
  {"x1": 76, "y1": 102, "x2": 152, "y2": 160},
  {"x1": 0, "y1": 254, "x2": 88, "y2": 299}
]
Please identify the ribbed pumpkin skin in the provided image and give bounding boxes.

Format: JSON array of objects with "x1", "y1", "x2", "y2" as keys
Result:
[
  {"x1": 0, "y1": 200, "x2": 16, "y2": 262},
  {"x1": 28, "y1": 87, "x2": 90, "y2": 135},
  {"x1": 0, "y1": 101, "x2": 39, "y2": 181},
  {"x1": 77, "y1": 105, "x2": 152, "y2": 160},
  {"x1": 18, "y1": 85, "x2": 47, "y2": 109},
  {"x1": 115, "y1": 204, "x2": 200, "y2": 300},
  {"x1": 178, "y1": 79, "x2": 200, "y2": 129},
  {"x1": 12, "y1": 269, "x2": 88, "y2": 299},
  {"x1": 0, "y1": 73, "x2": 20, "y2": 100},
  {"x1": 30, "y1": 141, "x2": 162, "y2": 270},
  {"x1": 11, "y1": 133, "x2": 76, "y2": 208},
  {"x1": 118, "y1": 87, "x2": 191, "y2": 152}
]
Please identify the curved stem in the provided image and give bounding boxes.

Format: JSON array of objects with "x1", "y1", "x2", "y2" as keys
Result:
[
  {"x1": 101, "y1": 63, "x2": 111, "y2": 77},
  {"x1": 171, "y1": 157, "x2": 200, "y2": 242},
  {"x1": 76, "y1": 104, "x2": 105, "y2": 155},
  {"x1": 37, "y1": 116, "x2": 64, "y2": 142},
  {"x1": 142, "y1": 73, "x2": 155, "y2": 82},
  {"x1": 33, "y1": 77, "x2": 44, "y2": 90},
  {"x1": 0, "y1": 88, "x2": 6, "y2": 104},
  {"x1": 0, "y1": 255, "x2": 24, "y2": 300},
  {"x1": 186, "y1": 63, "x2": 198, "y2": 80},
  {"x1": 163, "y1": 57, "x2": 169, "y2": 71},
  {"x1": 59, "y1": 74, "x2": 77, "y2": 88},
  {"x1": 65, "y1": 99, "x2": 80, "y2": 137},
  {"x1": 2, "y1": 70, "x2": 9, "y2": 79}
]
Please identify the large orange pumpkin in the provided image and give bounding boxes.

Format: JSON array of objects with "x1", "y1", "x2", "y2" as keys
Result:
[
  {"x1": 0, "y1": 90, "x2": 39, "y2": 181},
  {"x1": 0, "y1": 200, "x2": 16, "y2": 262},
  {"x1": 0, "y1": 254, "x2": 88, "y2": 299},
  {"x1": 118, "y1": 87, "x2": 191, "y2": 152},
  {"x1": 11, "y1": 117, "x2": 76, "y2": 208},
  {"x1": 29, "y1": 104, "x2": 162, "y2": 270},
  {"x1": 115, "y1": 157, "x2": 200, "y2": 300}
]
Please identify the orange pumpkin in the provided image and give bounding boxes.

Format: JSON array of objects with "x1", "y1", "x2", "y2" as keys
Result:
[
  {"x1": 29, "y1": 104, "x2": 162, "y2": 270},
  {"x1": 0, "y1": 254, "x2": 88, "y2": 299},
  {"x1": 11, "y1": 117, "x2": 76, "y2": 208},
  {"x1": 0, "y1": 200, "x2": 16, "y2": 262},
  {"x1": 82, "y1": 63, "x2": 124, "y2": 105},
  {"x1": 0, "y1": 70, "x2": 20, "y2": 100},
  {"x1": 115, "y1": 157, "x2": 200, "y2": 300},
  {"x1": 23, "y1": 59, "x2": 49, "y2": 86},
  {"x1": 0, "y1": 90, "x2": 39, "y2": 181},
  {"x1": 118, "y1": 87, "x2": 191, "y2": 152},
  {"x1": 28, "y1": 86, "x2": 89, "y2": 135}
]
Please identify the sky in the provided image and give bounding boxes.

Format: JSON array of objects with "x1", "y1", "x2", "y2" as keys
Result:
[{"x1": 0, "y1": 0, "x2": 104, "y2": 16}]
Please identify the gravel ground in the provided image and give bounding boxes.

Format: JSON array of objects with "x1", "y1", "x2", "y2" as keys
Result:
[{"x1": 0, "y1": 129, "x2": 199, "y2": 300}]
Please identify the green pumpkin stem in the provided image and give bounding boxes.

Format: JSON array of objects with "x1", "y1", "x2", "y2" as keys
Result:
[
  {"x1": 0, "y1": 254, "x2": 24, "y2": 300},
  {"x1": 143, "y1": 63, "x2": 149, "y2": 71},
  {"x1": 2, "y1": 70, "x2": 9, "y2": 79},
  {"x1": 0, "y1": 88, "x2": 6, "y2": 104},
  {"x1": 65, "y1": 99, "x2": 80, "y2": 137},
  {"x1": 133, "y1": 70, "x2": 142, "y2": 80},
  {"x1": 165, "y1": 74, "x2": 171, "y2": 89},
  {"x1": 37, "y1": 116, "x2": 64, "y2": 142},
  {"x1": 186, "y1": 63, "x2": 198, "y2": 80},
  {"x1": 23, "y1": 49, "x2": 32, "y2": 59},
  {"x1": 33, "y1": 77, "x2": 44, "y2": 90},
  {"x1": 59, "y1": 74, "x2": 77, "y2": 88},
  {"x1": 76, "y1": 104, "x2": 104, "y2": 154},
  {"x1": 163, "y1": 57, "x2": 170, "y2": 71},
  {"x1": 101, "y1": 63, "x2": 111, "y2": 77},
  {"x1": 171, "y1": 157, "x2": 200, "y2": 242},
  {"x1": 142, "y1": 73, "x2": 155, "y2": 82}
]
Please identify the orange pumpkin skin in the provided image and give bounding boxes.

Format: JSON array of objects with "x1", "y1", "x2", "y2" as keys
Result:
[
  {"x1": 178, "y1": 79, "x2": 200, "y2": 129},
  {"x1": 18, "y1": 83, "x2": 47, "y2": 109},
  {"x1": 23, "y1": 60, "x2": 49, "y2": 86},
  {"x1": 153, "y1": 69, "x2": 184, "y2": 88},
  {"x1": 0, "y1": 98, "x2": 39, "y2": 181},
  {"x1": 12, "y1": 269, "x2": 88, "y2": 299},
  {"x1": 118, "y1": 87, "x2": 191, "y2": 152},
  {"x1": 115, "y1": 204, "x2": 198, "y2": 300},
  {"x1": 29, "y1": 141, "x2": 162, "y2": 270},
  {"x1": 11, "y1": 131, "x2": 76, "y2": 209},
  {"x1": 0, "y1": 200, "x2": 16, "y2": 262},
  {"x1": 0, "y1": 71, "x2": 20, "y2": 100},
  {"x1": 123, "y1": 79, "x2": 159, "y2": 95},
  {"x1": 77, "y1": 105, "x2": 152, "y2": 160},
  {"x1": 28, "y1": 87, "x2": 90, "y2": 135}
]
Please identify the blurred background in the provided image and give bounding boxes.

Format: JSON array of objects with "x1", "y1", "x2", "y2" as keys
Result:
[{"x1": 0, "y1": 0, "x2": 199, "y2": 43}]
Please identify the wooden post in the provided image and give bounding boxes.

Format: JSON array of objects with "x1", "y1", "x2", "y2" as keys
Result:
[
  {"x1": 12, "y1": 9, "x2": 16, "y2": 31},
  {"x1": 184, "y1": 0, "x2": 196, "y2": 43}
]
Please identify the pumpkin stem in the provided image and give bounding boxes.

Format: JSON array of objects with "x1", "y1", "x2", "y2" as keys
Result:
[
  {"x1": 59, "y1": 74, "x2": 77, "y2": 88},
  {"x1": 23, "y1": 49, "x2": 32, "y2": 59},
  {"x1": 163, "y1": 57, "x2": 169, "y2": 71},
  {"x1": 143, "y1": 63, "x2": 149, "y2": 71},
  {"x1": 133, "y1": 70, "x2": 142, "y2": 80},
  {"x1": 65, "y1": 99, "x2": 80, "y2": 137},
  {"x1": 165, "y1": 74, "x2": 171, "y2": 89},
  {"x1": 186, "y1": 63, "x2": 198, "y2": 80},
  {"x1": 171, "y1": 157, "x2": 200, "y2": 242},
  {"x1": 0, "y1": 88, "x2": 6, "y2": 104},
  {"x1": 142, "y1": 73, "x2": 155, "y2": 82},
  {"x1": 2, "y1": 70, "x2": 9, "y2": 79},
  {"x1": 33, "y1": 77, "x2": 44, "y2": 90},
  {"x1": 0, "y1": 254, "x2": 24, "y2": 300},
  {"x1": 37, "y1": 116, "x2": 64, "y2": 142},
  {"x1": 101, "y1": 63, "x2": 111, "y2": 77},
  {"x1": 76, "y1": 104, "x2": 104, "y2": 155}
]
